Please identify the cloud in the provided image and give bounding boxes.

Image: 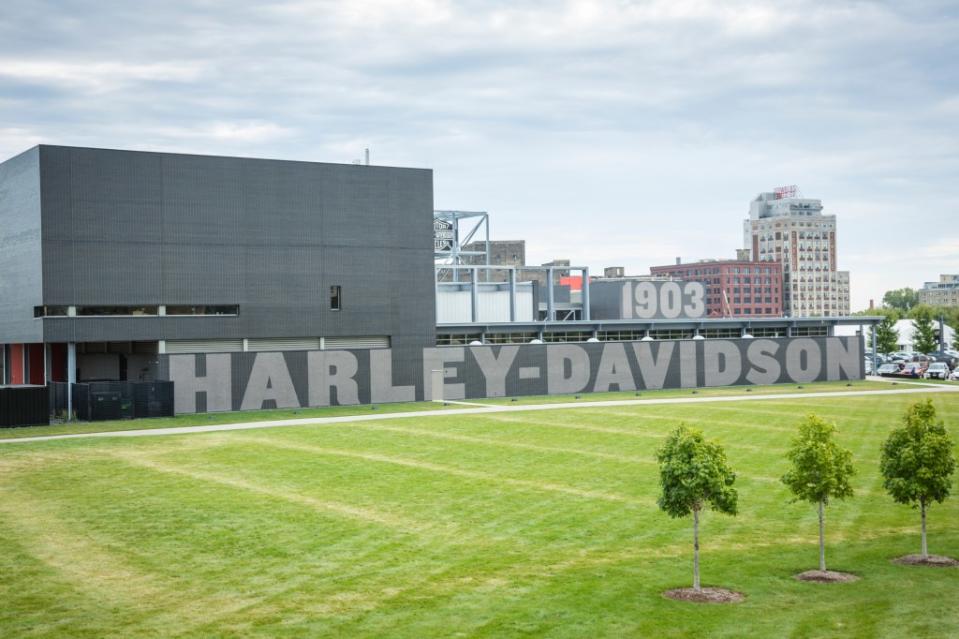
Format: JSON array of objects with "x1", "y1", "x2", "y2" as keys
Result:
[{"x1": 0, "y1": 0, "x2": 957, "y2": 311}]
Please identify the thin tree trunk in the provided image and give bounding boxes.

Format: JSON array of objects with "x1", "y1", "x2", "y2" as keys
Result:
[
  {"x1": 921, "y1": 501, "x2": 928, "y2": 560},
  {"x1": 693, "y1": 507, "x2": 701, "y2": 591},
  {"x1": 818, "y1": 500, "x2": 826, "y2": 572}
]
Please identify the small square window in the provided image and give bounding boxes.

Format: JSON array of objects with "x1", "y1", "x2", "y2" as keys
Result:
[{"x1": 330, "y1": 285, "x2": 342, "y2": 311}]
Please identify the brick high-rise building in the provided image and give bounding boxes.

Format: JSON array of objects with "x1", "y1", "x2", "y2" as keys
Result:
[
  {"x1": 743, "y1": 188, "x2": 850, "y2": 317},
  {"x1": 650, "y1": 256, "x2": 783, "y2": 318}
]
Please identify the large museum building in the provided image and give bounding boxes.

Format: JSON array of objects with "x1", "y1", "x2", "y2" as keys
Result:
[{"x1": 0, "y1": 145, "x2": 876, "y2": 413}]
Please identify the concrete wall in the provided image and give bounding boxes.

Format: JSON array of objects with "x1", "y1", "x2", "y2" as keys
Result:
[
  {"x1": 159, "y1": 336, "x2": 864, "y2": 413},
  {"x1": 33, "y1": 146, "x2": 435, "y2": 359},
  {"x1": 0, "y1": 147, "x2": 43, "y2": 344}
]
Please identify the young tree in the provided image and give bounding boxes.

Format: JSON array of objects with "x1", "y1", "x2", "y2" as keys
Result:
[
  {"x1": 871, "y1": 314, "x2": 900, "y2": 354},
  {"x1": 910, "y1": 306, "x2": 938, "y2": 354},
  {"x1": 880, "y1": 400, "x2": 956, "y2": 559},
  {"x1": 781, "y1": 415, "x2": 855, "y2": 572},
  {"x1": 657, "y1": 425, "x2": 738, "y2": 591}
]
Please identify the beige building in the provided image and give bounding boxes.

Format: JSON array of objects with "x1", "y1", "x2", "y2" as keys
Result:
[
  {"x1": 919, "y1": 274, "x2": 959, "y2": 307},
  {"x1": 743, "y1": 189, "x2": 850, "y2": 317}
]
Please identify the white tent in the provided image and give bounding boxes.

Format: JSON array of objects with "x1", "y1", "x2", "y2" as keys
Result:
[{"x1": 834, "y1": 319, "x2": 955, "y2": 353}]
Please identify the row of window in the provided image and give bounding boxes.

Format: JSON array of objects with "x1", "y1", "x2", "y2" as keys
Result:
[
  {"x1": 34, "y1": 305, "x2": 240, "y2": 317},
  {"x1": 32, "y1": 288, "x2": 345, "y2": 319},
  {"x1": 436, "y1": 327, "x2": 826, "y2": 345}
]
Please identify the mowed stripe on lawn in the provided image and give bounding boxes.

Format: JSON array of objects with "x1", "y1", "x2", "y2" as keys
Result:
[{"x1": 0, "y1": 393, "x2": 957, "y2": 637}]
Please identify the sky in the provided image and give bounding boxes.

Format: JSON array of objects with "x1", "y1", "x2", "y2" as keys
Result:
[{"x1": 1, "y1": 0, "x2": 958, "y2": 311}]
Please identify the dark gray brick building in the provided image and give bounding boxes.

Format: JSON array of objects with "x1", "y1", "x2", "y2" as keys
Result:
[{"x1": 0, "y1": 145, "x2": 434, "y2": 385}]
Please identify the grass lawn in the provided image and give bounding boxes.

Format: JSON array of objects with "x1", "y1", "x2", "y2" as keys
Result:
[
  {"x1": 1, "y1": 391, "x2": 957, "y2": 637},
  {"x1": 0, "y1": 379, "x2": 916, "y2": 441},
  {"x1": 0, "y1": 400, "x2": 451, "y2": 440}
]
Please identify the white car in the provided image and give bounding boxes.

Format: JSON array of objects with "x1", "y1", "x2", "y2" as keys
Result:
[{"x1": 925, "y1": 362, "x2": 950, "y2": 380}]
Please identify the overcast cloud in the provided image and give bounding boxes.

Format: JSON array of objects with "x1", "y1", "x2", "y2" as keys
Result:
[{"x1": 1, "y1": 0, "x2": 957, "y2": 310}]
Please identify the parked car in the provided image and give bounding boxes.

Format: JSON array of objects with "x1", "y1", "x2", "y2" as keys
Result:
[
  {"x1": 926, "y1": 352, "x2": 958, "y2": 370},
  {"x1": 925, "y1": 362, "x2": 950, "y2": 380},
  {"x1": 950, "y1": 368, "x2": 959, "y2": 381},
  {"x1": 900, "y1": 362, "x2": 926, "y2": 378},
  {"x1": 877, "y1": 363, "x2": 901, "y2": 376}
]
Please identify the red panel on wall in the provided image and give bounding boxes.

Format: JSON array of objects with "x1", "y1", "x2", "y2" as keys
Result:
[
  {"x1": 9, "y1": 344, "x2": 25, "y2": 385},
  {"x1": 28, "y1": 344, "x2": 45, "y2": 385},
  {"x1": 50, "y1": 343, "x2": 67, "y2": 383}
]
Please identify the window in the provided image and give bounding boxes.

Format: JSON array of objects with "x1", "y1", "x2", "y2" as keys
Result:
[
  {"x1": 330, "y1": 285, "x2": 342, "y2": 311},
  {"x1": 33, "y1": 306, "x2": 69, "y2": 317},
  {"x1": 76, "y1": 306, "x2": 158, "y2": 316},
  {"x1": 166, "y1": 305, "x2": 239, "y2": 316}
]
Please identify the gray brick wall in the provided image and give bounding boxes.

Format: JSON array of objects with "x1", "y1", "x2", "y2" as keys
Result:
[
  {"x1": 30, "y1": 145, "x2": 435, "y2": 357},
  {"x1": 0, "y1": 147, "x2": 43, "y2": 344}
]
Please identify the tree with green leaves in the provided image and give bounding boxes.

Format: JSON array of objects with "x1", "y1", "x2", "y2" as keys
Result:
[
  {"x1": 883, "y1": 288, "x2": 918, "y2": 313},
  {"x1": 781, "y1": 415, "x2": 855, "y2": 572},
  {"x1": 910, "y1": 306, "x2": 938, "y2": 354},
  {"x1": 871, "y1": 314, "x2": 900, "y2": 354},
  {"x1": 657, "y1": 425, "x2": 738, "y2": 591},
  {"x1": 880, "y1": 400, "x2": 956, "y2": 560}
]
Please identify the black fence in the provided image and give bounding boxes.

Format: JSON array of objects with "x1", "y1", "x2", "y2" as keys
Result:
[
  {"x1": 0, "y1": 386, "x2": 50, "y2": 428},
  {"x1": 47, "y1": 381, "x2": 175, "y2": 425}
]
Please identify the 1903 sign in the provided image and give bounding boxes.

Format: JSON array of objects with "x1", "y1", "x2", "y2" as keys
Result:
[{"x1": 590, "y1": 279, "x2": 707, "y2": 320}]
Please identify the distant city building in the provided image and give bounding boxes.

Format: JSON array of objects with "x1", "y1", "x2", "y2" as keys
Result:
[
  {"x1": 604, "y1": 266, "x2": 625, "y2": 278},
  {"x1": 650, "y1": 255, "x2": 783, "y2": 318},
  {"x1": 919, "y1": 274, "x2": 959, "y2": 307},
  {"x1": 461, "y1": 240, "x2": 526, "y2": 282},
  {"x1": 743, "y1": 187, "x2": 850, "y2": 317}
]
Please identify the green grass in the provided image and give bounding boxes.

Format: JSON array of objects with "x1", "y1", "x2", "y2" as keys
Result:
[
  {"x1": 1, "y1": 392, "x2": 958, "y2": 637},
  {"x1": 0, "y1": 379, "x2": 914, "y2": 440},
  {"x1": 472, "y1": 379, "x2": 900, "y2": 405},
  {"x1": 0, "y1": 400, "x2": 450, "y2": 440}
]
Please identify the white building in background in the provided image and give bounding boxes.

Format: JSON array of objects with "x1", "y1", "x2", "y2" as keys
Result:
[
  {"x1": 835, "y1": 319, "x2": 955, "y2": 353},
  {"x1": 743, "y1": 187, "x2": 850, "y2": 317},
  {"x1": 919, "y1": 274, "x2": 959, "y2": 307}
]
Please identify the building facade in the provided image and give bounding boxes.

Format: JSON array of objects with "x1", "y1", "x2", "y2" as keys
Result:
[
  {"x1": 649, "y1": 257, "x2": 783, "y2": 318},
  {"x1": 919, "y1": 274, "x2": 959, "y2": 307},
  {"x1": 0, "y1": 146, "x2": 875, "y2": 415},
  {"x1": 743, "y1": 189, "x2": 850, "y2": 317},
  {"x1": 0, "y1": 145, "x2": 434, "y2": 386}
]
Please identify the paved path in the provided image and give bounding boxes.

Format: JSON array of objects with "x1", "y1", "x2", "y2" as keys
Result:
[{"x1": 2, "y1": 378, "x2": 956, "y2": 445}]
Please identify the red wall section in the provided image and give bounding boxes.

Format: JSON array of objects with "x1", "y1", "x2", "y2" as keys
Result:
[
  {"x1": 50, "y1": 343, "x2": 67, "y2": 383},
  {"x1": 28, "y1": 344, "x2": 45, "y2": 385},
  {"x1": 9, "y1": 344, "x2": 25, "y2": 385}
]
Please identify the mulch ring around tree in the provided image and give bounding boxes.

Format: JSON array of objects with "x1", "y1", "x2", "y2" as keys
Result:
[
  {"x1": 794, "y1": 569, "x2": 859, "y2": 583},
  {"x1": 892, "y1": 554, "x2": 959, "y2": 568},
  {"x1": 663, "y1": 587, "x2": 745, "y2": 604}
]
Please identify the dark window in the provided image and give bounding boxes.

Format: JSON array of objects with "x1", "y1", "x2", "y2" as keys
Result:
[
  {"x1": 330, "y1": 285, "x2": 342, "y2": 311},
  {"x1": 76, "y1": 306, "x2": 158, "y2": 316},
  {"x1": 166, "y1": 305, "x2": 239, "y2": 316},
  {"x1": 34, "y1": 305, "x2": 69, "y2": 317}
]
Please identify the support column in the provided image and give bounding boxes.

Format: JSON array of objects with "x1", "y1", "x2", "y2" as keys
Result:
[
  {"x1": 508, "y1": 268, "x2": 517, "y2": 322},
  {"x1": 470, "y1": 268, "x2": 478, "y2": 323},
  {"x1": 67, "y1": 342, "x2": 76, "y2": 421},
  {"x1": 546, "y1": 267, "x2": 555, "y2": 322},
  {"x1": 582, "y1": 267, "x2": 590, "y2": 321}
]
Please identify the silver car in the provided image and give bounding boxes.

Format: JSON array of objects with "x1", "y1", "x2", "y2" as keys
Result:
[{"x1": 925, "y1": 362, "x2": 950, "y2": 380}]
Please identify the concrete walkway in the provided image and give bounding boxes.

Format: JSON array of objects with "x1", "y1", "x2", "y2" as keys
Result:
[{"x1": 2, "y1": 377, "x2": 956, "y2": 445}]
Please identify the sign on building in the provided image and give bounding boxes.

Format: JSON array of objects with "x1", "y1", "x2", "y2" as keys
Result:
[
  {"x1": 434, "y1": 218, "x2": 455, "y2": 252},
  {"x1": 590, "y1": 280, "x2": 707, "y2": 320}
]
